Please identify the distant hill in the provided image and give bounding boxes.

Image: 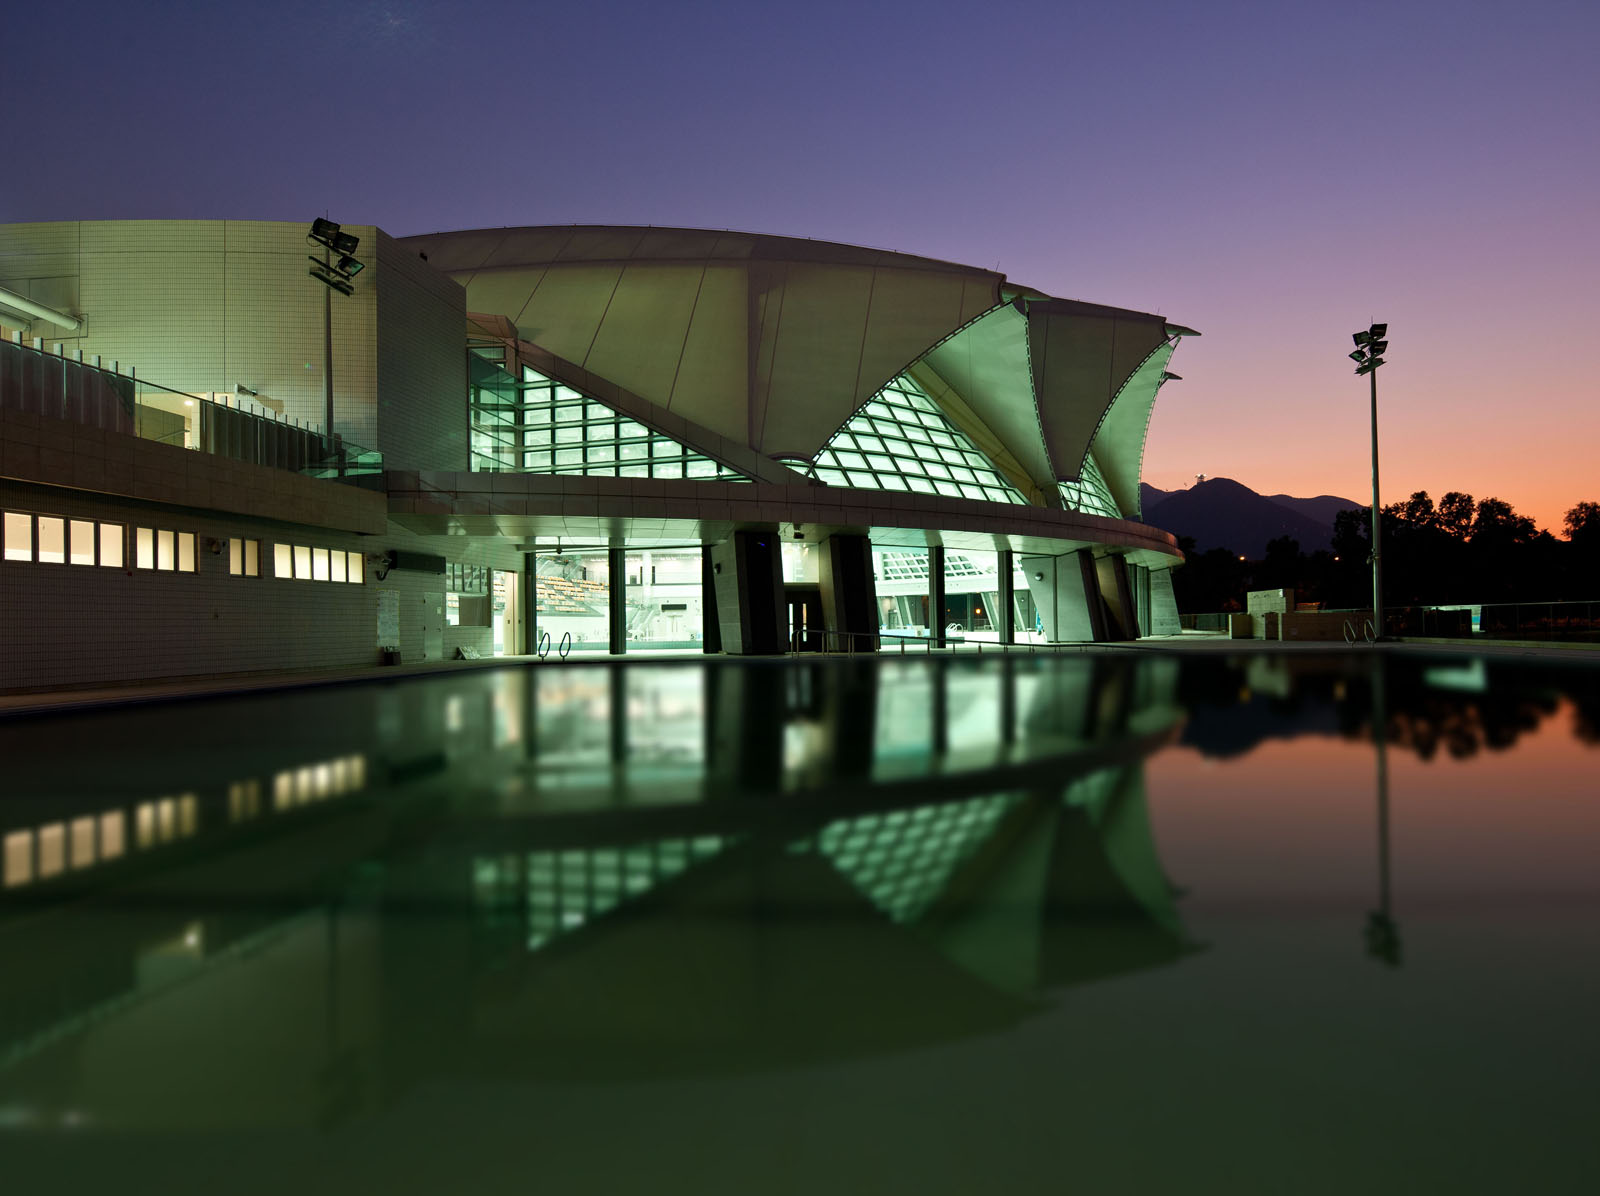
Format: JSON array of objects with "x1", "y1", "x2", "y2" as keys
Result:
[{"x1": 1140, "y1": 477, "x2": 1360, "y2": 558}]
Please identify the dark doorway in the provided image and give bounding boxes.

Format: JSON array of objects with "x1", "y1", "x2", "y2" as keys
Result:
[{"x1": 785, "y1": 585, "x2": 825, "y2": 652}]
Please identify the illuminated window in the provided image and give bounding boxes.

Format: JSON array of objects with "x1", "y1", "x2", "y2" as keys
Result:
[
  {"x1": 347, "y1": 552, "x2": 364, "y2": 584},
  {"x1": 274, "y1": 543, "x2": 293, "y2": 578},
  {"x1": 812, "y1": 374, "x2": 1025, "y2": 504},
  {"x1": 468, "y1": 364, "x2": 749, "y2": 482},
  {"x1": 4, "y1": 511, "x2": 32, "y2": 561},
  {"x1": 70, "y1": 816, "x2": 96, "y2": 868},
  {"x1": 100, "y1": 811, "x2": 125, "y2": 859},
  {"x1": 330, "y1": 550, "x2": 346, "y2": 583},
  {"x1": 99, "y1": 522, "x2": 123, "y2": 568},
  {"x1": 312, "y1": 547, "x2": 330, "y2": 581},
  {"x1": 36, "y1": 516, "x2": 65, "y2": 563},
  {"x1": 157, "y1": 530, "x2": 174, "y2": 571},
  {"x1": 136, "y1": 527, "x2": 155, "y2": 569},
  {"x1": 37, "y1": 823, "x2": 66, "y2": 878},
  {"x1": 70, "y1": 520, "x2": 95, "y2": 565},
  {"x1": 294, "y1": 545, "x2": 311, "y2": 579},
  {"x1": 177, "y1": 532, "x2": 196, "y2": 573},
  {"x1": 3, "y1": 830, "x2": 32, "y2": 887}
]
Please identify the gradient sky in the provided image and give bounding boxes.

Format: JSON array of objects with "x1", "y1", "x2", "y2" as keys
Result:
[{"x1": 3, "y1": 0, "x2": 1595, "y2": 532}]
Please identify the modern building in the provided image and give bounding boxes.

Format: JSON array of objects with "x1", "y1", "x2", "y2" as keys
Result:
[{"x1": 0, "y1": 220, "x2": 1193, "y2": 690}]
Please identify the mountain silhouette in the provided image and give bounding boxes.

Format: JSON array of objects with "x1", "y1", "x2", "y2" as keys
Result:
[{"x1": 1140, "y1": 478, "x2": 1358, "y2": 558}]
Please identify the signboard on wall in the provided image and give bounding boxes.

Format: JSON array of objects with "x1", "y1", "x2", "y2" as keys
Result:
[{"x1": 377, "y1": 589, "x2": 400, "y2": 648}]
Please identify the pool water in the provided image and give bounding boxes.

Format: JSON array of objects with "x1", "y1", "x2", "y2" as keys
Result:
[{"x1": 1, "y1": 651, "x2": 1596, "y2": 1193}]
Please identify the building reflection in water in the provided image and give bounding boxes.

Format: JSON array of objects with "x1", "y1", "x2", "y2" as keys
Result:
[{"x1": 0, "y1": 650, "x2": 1595, "y2": 1128}]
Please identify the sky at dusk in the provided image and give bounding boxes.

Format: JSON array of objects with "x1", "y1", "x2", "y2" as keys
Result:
[{"x1": 3, "y1": 0, "x2": 1595, "y2": 533}]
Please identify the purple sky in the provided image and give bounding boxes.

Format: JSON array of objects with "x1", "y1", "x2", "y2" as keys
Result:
[{"x1": 5, "y1": 0, "x2": 1596, "y2": 532}]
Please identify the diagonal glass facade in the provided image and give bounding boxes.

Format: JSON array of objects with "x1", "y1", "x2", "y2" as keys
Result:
[
  {"x1": 813, "y1": 374, "x2": 1025, "y2": 504},
  {"x1": 1058, "y1": 452, "x2": 1121, "y2": 519},
  {"x1": 469, "y1": 360, "x2": 748, "y2": 481},
  {"x1": 817, "y1": 795, "x2": 1019, "y2": 924}
]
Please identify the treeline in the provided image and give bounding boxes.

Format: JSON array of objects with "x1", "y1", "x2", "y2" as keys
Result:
[{"x1": 1172, "y1": 493, "x2": 1600, "y2": 612}]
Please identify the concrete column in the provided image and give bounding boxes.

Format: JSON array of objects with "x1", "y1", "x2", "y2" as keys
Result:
[
  {"x1": 1095, "y1": 554, "x2": 1137, "y2": 641},
  {"x1": 608, "y1": 545, "x2": 626, "y2": 655},
  {"x1": 998, "y1": 548, "x2": 1016, "y2": 644},
  {"x1": 523, "y1": 552, "x2": 538, "y2": 656},
  {"x1": 700, "y1": 546, "x2": 722, "y2": 654},
  {"x1": 818, "y1": 532, "x2": 877, "y2": 653},
  {"x1": 1148, "y1": 568, "x2": 1182, "y2": 635},
  {"x1": 929, "y1": 545, "x2": 947, "y2": 648},
  {"x1": 1020, "y1": 550, "x2": 1105, "y2": 642},
  {"x1": 708, "y1": 531, "x2": 785, "y2": 654}
]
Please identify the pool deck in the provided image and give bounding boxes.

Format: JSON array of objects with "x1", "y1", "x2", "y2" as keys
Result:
[{"x1": 1, "y1": 634, "x2": 1594, "y2": 718}]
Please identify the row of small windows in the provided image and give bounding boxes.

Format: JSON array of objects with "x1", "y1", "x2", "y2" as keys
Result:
[
  {"x1": 272, "y1": 543, "x2": 365, "y2": 584},
  {"x1": 1058, "y1": 454, "x2": 1122, "y2": 519},
  {"x1": 3, "y1": 509, "x2": 359, "y2": 582}
]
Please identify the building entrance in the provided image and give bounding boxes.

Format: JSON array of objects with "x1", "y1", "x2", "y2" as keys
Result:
[{"x1": 786, "y1": 587, "x2": 825, "y2": 652}]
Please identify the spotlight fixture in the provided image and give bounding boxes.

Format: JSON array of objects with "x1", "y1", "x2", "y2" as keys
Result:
[
  {"x1": 309, "y1": 218, "x2": 341, "y2": 248},
  {"x1": 1369, "y1": 339, "x2": 1388, "y2": 356},
  {"x1": 1349, "y1": 350, "x2": 1367, "y2": 363},
  {"x1": 1369, "y1": 323, "x2": 1387, "y2": 339},
  {"x1": 335, "y1": 255, "x2": 365, "y2": 278},
  {"x1": 331, "y1": 230, "x2": 360, "y2": 256},
  {"x1": 1353, "y1": 330, "x2": 1372, "y2": 347}
]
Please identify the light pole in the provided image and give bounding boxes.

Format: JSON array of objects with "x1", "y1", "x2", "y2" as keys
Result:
[
  {"x1": 1348, "y1": 323, "x2": 1388, "y2": 638},
  {"x1": 307, "y1": 219, "x2": 365, "y2": 452}
]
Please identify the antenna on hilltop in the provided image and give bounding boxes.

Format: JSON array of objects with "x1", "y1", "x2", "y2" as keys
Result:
[{"x1": 1195, "y1": 473, "x2": 1207, "y2": 486}]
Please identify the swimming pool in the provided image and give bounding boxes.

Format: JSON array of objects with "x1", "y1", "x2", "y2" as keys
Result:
[{"x1": 2, "y1": 650, "x2": 1596, "y2": 1193}]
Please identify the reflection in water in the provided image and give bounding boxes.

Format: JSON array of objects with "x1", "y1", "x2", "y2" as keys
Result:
[{"x1": 0, "y1": 651, "x2": 1596, "y2": 1189}]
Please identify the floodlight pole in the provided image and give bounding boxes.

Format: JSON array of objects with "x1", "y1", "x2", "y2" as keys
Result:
[
  {"x1": 1369, "y1": 364, "x2": 1382, "y2": 639},
  {"x1": 322, "y1": 246, "x2": 334, "y2": 446}
]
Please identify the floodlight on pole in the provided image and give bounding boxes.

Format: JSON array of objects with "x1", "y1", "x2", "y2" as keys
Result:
[
  {"x1": 1351, "y1": 322, "x2": 1390, "y2": 640},
  {"x1": 331, "y1": 230, "x2": 360, "y2": 256},
  {"x1": 307, "y1": 218, "x2": 366, "y2": 452},
  {"x1": 310, "y1": 218, "x2": 341, "y2": 248}
]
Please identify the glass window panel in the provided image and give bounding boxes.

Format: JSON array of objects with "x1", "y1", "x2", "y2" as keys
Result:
[
  {"x1": 652, "y1": 460, "x2": 684, "y2": 479},
  {"x1": 925, "y1": 461, "x2": 952, "y2": 480},
  {"x1": 4, "y1": 512, "x2": 32, "y2": 562},
  {"x1": 587, "y1": 444, "x2": 616, "y2": 464},
  {"x1": 99, "y1": 523, "x2": 123, "y2": 568},
  {"x1": 330, "y1": 550, "x2": 346, "y2": 583},
  {"x1": 136, "y1": 527, "x2": 155, "y2": 569},
  {"x1": 585, "y1": 403, "x2": 610, "y2": 420},
  {"x1": 70, "y1": 520, "x2": 95, "y2": 565},
  {"x1": 523, "y1": 450, "x2": 553, "y2": 470},
  {"x1": 37, "y1": 516, "x2": 65, "y2": 564},
  {"x1": 835, "y1": 451, "x2": 867, "y2": 469},
  {"x1": 177, "y1": 532, "x2": 195, "y2": 572},
  {"x1": 274, "y1": 543, "x2": 293, "y2": 578},
  {"x1": 619, "y1": 442, "x2": 648, "y2": 461},
  {"x1": 687, "y1": 458, "x2": 717, "y2": 478},
  {"x1": 245, "y1": 540, "x2": 259, "y2": 576},
  {"x1": 347, "y1": 552, "x2": 364, "y2": 583},
  {"x1": 908, "y1": 476, "x2": 937, "y2": 494},
  {"x1": 555, "y1": 425, "x2": 583, "y2": 444},
  {"x1": 229, "y1": 538, "x2": 243, "y2": 575},
  {"x1": 555, "y1": 448, "x2": 583, "y2": 467},
  {"x1": 618, "y1": 421, "x2": 647, "y2": 438},
  {"x1": 294, "y1": 545, "x2": 311, "y2": 579},
  {"x1": 847, "y1": 471, "x2": 877, "y2": 488},
  {"x1": 619, "y1": 463, "x2": 649, "y2": 478},
  {"x1": 313, "y1": 547, "x2": 330, "y2": 581},
  {"x1": 554, "y1": 403, "x2": 583, "y2": 422},
  {"x1": 157, "y1": 530, "x2": 174, "y2": 571}
]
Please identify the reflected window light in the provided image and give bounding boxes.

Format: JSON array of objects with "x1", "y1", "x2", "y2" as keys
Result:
[
  {"x1": 295, "y1": 766, "x2": 314, "y2": 803},
  {"x1": 38, "y1": 823, "x2": 66, "y2": 878},
  {"x1": 314, "y1": 762, "x2": 332, "y2": 798},
  {"x1": 3, "y1": 830, "x2": 33, "y2": 887},
  {"x1": 70, "y1": 816, "x2": 96, "y2": 868},
  {"x1": 330, "y1": 758, "x2": 348, "y2": 793},
  {"x1": 135, "y1": 802, "x2": 156, "y2": 848},
  {"x1": 445, "y1": 694, "x2": 464, "y2": 733},
  {"x1": 348, "y1": 755, "x2": 366, "y2": 788},
  {"x1": 273, "y1": 771, "x2": 293, "y2": 811},
  {"x1": 99, "y1": 811, "x2": 125, "y2": 859},
  {"x1": 178, "y1": 794, "x2": 197, "y2": 836},
  {"x1": 156, "y1": 798, "x2": 176, "y2": 842}
]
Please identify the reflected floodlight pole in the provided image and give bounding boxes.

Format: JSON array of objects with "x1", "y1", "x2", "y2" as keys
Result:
[
  {"x1": 1349, "y1": 324, "x2": 1390, "y2": 638},
  {"x1": 1365, "y1": 653, "x2": 1401, "y2": 966}
]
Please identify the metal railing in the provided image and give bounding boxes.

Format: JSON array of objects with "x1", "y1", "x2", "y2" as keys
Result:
[
  {"x1": 1, "y1": 335, "x2": 383, "y2": 486},
  {"x1": 795, "y1": 628, "x2": 1102, "y2": 655}
]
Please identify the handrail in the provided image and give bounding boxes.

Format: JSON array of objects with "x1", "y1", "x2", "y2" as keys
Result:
[
  {"x1": 537, "y1": 629, "x2": 551, "y2": 660},
  {"x1": 559, "y1": 631, "x2": 572, "y2": 660}
]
